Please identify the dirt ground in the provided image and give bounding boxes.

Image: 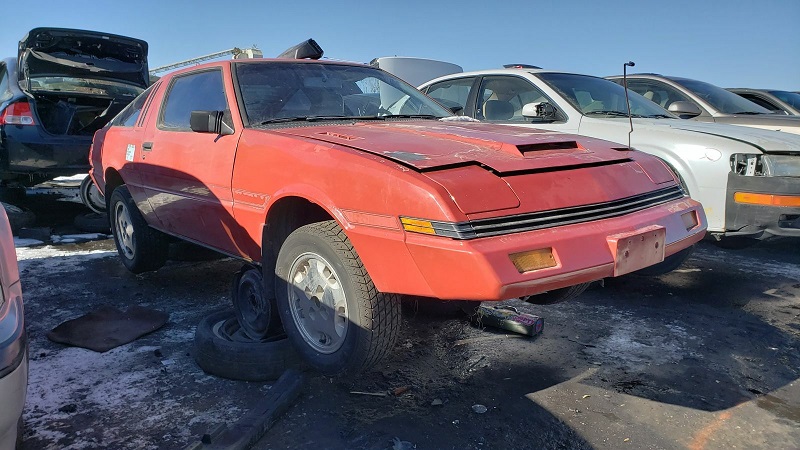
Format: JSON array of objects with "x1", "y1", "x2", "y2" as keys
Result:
[{"x1": 14, "y1": 191, "x2": 800, "y2": 450}]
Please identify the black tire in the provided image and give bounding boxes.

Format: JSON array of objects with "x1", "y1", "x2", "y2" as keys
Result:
[
  {"x1": 73, "y1": 212, "x2": 111, "y2": 233},
  {"x1": 275, "y1": 220, "x2": 401, "y2": 376},
  {"x1": 633, "y1": 245, "x2": 695, "y2": 276},
  {"x1": 193, "y1": 309, "x2": 299, "y2": 382},
  {"x1": 2, "y1": 203, "x2": 35, "y2": 234},
  {"x1": 522, "y1": 282, "x2": 591, "y2": 305},
  {"x1": 15, "y1": 416, "x2": 23, "y2": 449},
  {"x1": 109, "y1": 186, "x2": 168, "y2": 273},
  {"x1": 232, "y1": 265, "x2": 282, "y2": 340},
  {"x1": 79, "y1": 175, "x2": 106, "y2": 213}
]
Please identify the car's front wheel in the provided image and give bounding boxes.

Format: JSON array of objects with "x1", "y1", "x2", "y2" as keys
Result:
[
  {"x1": 109, "y1": 186, "x2": 168, "y2": 273},
  {"x1": 275, "y1": 220, "x2": 401, "y2": 375}
]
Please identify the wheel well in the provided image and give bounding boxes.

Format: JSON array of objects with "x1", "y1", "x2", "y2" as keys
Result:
[
  {"x1": 104, "y1": 168, "x2": 124, "y2": 209},
  {"x1": 261, "y1": 197, "x2": 334, "y2": 294}
]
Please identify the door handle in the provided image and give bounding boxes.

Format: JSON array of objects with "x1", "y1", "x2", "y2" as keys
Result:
[{"x1": 142, "y1": 142, "x2": 153, "y2": 151}]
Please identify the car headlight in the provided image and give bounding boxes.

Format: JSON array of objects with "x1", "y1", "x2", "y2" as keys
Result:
[{"x1": 730, "y1": 153, "x2": 800, "y2": 177}]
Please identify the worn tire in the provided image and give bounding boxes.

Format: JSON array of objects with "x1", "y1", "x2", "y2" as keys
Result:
[
  {"x1": 2, "y1": 203, "x2": 35, "y2": 234},
  {"x1": 109, "y1": 186, "x2": 168, "y2": 273},
  {"x1": 633, "y1": 245, "x2": 694, "y2": 276},
  {"x1": 73, "y1": 212, "x2": 111, "y2": 233},
  {"x1": 193, "y1": 309, "x2": 299, "y2": 382},
  {"x1": 232, "y1": 265, "x2": 282, "y2": 340},
  {"x1": 79, "y1": 175, "x2": 106, "y2": 213},
  {"x1": 275, "y1": 220, "x2": 401, "y2": 376},
  {"x1": 523, "y1": 282, "x2": 591, "y2": 305}
]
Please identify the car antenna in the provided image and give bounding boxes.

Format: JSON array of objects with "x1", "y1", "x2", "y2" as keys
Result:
[{"x1": 623, "y1": 61, "x2": 635, "y2": 149}]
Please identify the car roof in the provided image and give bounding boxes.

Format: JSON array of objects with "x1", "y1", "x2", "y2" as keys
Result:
[
  {"x1": 160, "y1": 57, "x2": 371, "y2": 79},
  {"x1": 422, "y1": 67, "x2": 605, "y2": 85}
]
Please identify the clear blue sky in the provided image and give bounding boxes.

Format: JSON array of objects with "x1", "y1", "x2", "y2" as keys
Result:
[{"x1": 2, "y1": 0, "x2": 798, "y2": 90}]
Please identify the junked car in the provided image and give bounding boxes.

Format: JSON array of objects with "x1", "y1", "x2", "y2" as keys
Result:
[
  {"x1": 0, "y1": 28, "x2": 149, "y2": 211},
  {"x1": 606, "y1": 74, "x2": 800, "y2": 135},
  {"x1": 90, "y1": 56, "x2": 705, "y2": 375},
  {"x1": 0, "y1": 205, "x2": 26, "y2": 448},
  {"x1": 727, "y1": 88, "x2": 800, "y2": 116},
  {"x1": 418, "y1": 68, "x2": 800, "y2": 245}
]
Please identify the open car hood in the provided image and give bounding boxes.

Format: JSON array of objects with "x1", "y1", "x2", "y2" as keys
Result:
[
  {"x1": 273, "y1": 120, "x2": 632, "y2": 174},
  {"x1": 18, "y1": 28, "x2": 149, "y2": 88}
]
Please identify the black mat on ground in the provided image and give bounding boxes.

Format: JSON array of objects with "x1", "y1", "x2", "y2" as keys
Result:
[{"x1": 47, "y1": 305, "x2": 169, "y2": 352}]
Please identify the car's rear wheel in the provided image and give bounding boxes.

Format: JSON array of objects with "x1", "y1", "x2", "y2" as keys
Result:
[
  {"x1": 275, "y1": 220, "x2": 401, "y2": 375},
  {"x1": 522, "y1": 282, "x2": 591, "y2": 305},
  {"x1": 109, "y1": 186, "x2": 168, "y2": 273},
  {"x1": 79, "y1": 175, "x2": 106, "y2": 213}
]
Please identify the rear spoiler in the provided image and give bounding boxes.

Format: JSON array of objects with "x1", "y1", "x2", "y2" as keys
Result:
[{"x1": 276, "y1": 39, "x2": 323, "y2": 60}]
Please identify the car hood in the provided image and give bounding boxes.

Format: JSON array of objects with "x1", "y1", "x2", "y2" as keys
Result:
[
  {"x1": 710, "y1": 114, "x2": 800, "y2": 133},
  {"x1": 271, "y1": 120, "x2": 632, "y2": 173},
  {"x1": 579, "y1": 117, "x2": 800, "y2": 154},
  {"x1": 18, "y1": 28, "x2": 149, "y2": 88}
]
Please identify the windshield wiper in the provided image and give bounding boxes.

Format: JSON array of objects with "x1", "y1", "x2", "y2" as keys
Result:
[
  {"x1": 259, "y1": 115, "x2": 385, "y2": 125},
  {"x1": 731, "y1": 111, "x2": 765, "y2": 115},
  {"x1": 585, "y1": 110, "x2": 642, "y2": 118},
  {"x1": 381, "y1": 114, "x2": 440, "y2": 120},
  {"x1": 643, "y1": 114, "x2": 673, "y2": 119}
]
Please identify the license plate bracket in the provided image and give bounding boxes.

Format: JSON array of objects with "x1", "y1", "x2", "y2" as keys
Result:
[{"x1": 607, "y1": 225, "x2": 666, "y2": 276}]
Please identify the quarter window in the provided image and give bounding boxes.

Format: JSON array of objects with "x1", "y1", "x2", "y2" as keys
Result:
[
  {"x1": 159, "y1": 70, "x2": 228, "y2": 130},
  {"x1": 424, "y1": 77, "x2": 475, "y2": 115}
]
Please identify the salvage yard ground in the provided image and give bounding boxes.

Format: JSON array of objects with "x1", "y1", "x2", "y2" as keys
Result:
[{"x1": 15, "y1": 194, "x2": 800, "y2": 450}]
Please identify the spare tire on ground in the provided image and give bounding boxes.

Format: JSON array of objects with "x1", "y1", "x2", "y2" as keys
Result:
[
  {"x1": 193, "y1": 309, "x2": 301, "y2": 382},
  {"x1": 2, "y1": 202, "x2": 36, "y2": 234},
  {"x1": 73, "y1": 212, "x2": 111, "y2": 233}
]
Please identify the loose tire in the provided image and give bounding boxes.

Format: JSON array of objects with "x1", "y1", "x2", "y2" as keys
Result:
[
  {"x1": 2, "y1": 203, "x2": 35, "y2": 234},
  {"x1": 233, "y1": 265, "x2": 281, "y2": 340},
  {"x1": 79, "y1": 176, "x2": 106, "y2": 213},
  {"x1": 275, "y1": 220, "x2": 401, "y2": 375},
  {"x1": 73, "y1": 212, "x2": 111, "y2": 233},
  {"x1": 109, "y1": 186, "x2": 168, "y2": 273},
  {"x1": 193, "y1": 309, "x2": 299, "y2": 381},
  {"x1": 523, "y1": 282, "x2": 591, "y2": 305},
  {"x1": 633, "y1": 245, "x2": 695, "y2": 276}
]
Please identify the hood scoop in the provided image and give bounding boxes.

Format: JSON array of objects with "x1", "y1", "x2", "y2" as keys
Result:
[{"x1": 517, "y1": 141, "x2": 587, "y2": 157}]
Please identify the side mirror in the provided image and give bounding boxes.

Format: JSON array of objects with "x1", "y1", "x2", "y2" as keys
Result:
[
  {"x1": 667, "y1": 101, "x2": 702, "y2": 118},
  {"x1": 190, "y1": 110, "x2": 235, "y2": 135},
  {"x1": 522, "y1": 102, "x2": 557, "y2": 120}
]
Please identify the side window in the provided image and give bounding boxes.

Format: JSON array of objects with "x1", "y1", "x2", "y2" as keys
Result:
[
  {"x1": 159, "y1": 70, "x2": 228, "y2": 131},
  {"x1": 626, "y1": 80, "x2": 691, "y2": 110},
  {"x1": 110, "y1": 84, "x2": 155, "y2": 127},
  {"x1": 424, "y1": 77, "x2": 474, "y2": 115},
  {"x1": 737, "y1": 94, "x2": 781, "y2": 112},
  {"x1": 477, "y1": 76, "x2": 550, "y2": 122},
  {"x1": 0, "y1": 65, "x2": 10, "y2": 102}
]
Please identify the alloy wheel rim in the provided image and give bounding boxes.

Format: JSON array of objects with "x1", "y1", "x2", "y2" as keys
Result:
[
  {"x1": 114, "y1": 202, "x2": 135, "y2": 260},
  {"x1": 287, "y1": 252, "x2": 348, "y2": 354}
]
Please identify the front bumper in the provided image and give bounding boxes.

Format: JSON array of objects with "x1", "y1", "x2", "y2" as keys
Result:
[
  {"x1": 725, "y1": 173, "x2": 800, "y2": 239},
  {"x1": 0, "y1": 294, "x2": 26, "y2": 449},
  {"x1": 349, "y1": 197, "x2": 706, "y2": 300}
]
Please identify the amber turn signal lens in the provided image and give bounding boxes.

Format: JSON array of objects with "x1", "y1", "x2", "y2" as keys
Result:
[
  {"x1": 509, "y1": 248, "x2": 557, "y2": 273},
  {"x1": 400, "y1": 217, "x2": 435, "y2": 235},
  {"x1": 734, "y1": 192, "x2": 800, "y2": 207},
  {"x1": 681, "y1": 211, "x2": 699, "y2": 231}
]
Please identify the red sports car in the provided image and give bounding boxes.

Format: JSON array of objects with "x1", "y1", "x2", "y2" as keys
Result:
[{"x1": 90, "y1": 56, "x2": 706, "y2": 374}]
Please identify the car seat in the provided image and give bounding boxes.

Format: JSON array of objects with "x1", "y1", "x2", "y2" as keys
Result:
[
  {"x1": 483, "y1": 100, "x2": 515, "y2": 120},
  {"x1": 643, "y1": 91, "x2": 664, "y2": 107}
]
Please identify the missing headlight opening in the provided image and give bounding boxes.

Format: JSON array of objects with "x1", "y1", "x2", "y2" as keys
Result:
[{"x1": 730, "y1": 153, "x2": 800, "y2": 177}]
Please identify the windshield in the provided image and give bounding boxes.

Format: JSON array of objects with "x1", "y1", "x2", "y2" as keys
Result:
[
  {"x1": 770, "y1": 90, "x2": 800, "y2": 110},
  {"x1": 669, "y1": 78, "x2": 772, "y2": 114},
  {"x1": 234, "y1": 62, "x2": 452, "y2": 125},
  {"x1": 536, "y1": 73, "x2": 676, "y2": 118},
  {"x1": 27, "y1": 76, "x2": 143, "y2": 97}
]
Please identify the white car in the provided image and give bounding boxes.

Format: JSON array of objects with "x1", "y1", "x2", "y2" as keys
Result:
[
  {"x1": 0, "y1": 205, "x2": 26, "y2": 449},
  {"x1": 417, "y1": 68, "x2": 800, "y2": 245}
]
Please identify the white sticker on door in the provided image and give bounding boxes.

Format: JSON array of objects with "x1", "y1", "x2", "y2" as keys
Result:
[{"x1": 125, "y1": 144, "x2": 135, "y2": 162}]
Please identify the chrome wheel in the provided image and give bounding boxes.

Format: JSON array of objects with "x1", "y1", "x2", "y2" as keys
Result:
[
  {"x1": 114, "y1": 201, "x2": 135, "y2": 260},
  {"x1": 287, "y1": 252, "x2": 348, "y2": 354}
]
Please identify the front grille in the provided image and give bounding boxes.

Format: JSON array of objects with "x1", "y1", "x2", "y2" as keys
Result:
[{"x1": 446, "y1": 186, "x2": 685, "y2": 239}]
